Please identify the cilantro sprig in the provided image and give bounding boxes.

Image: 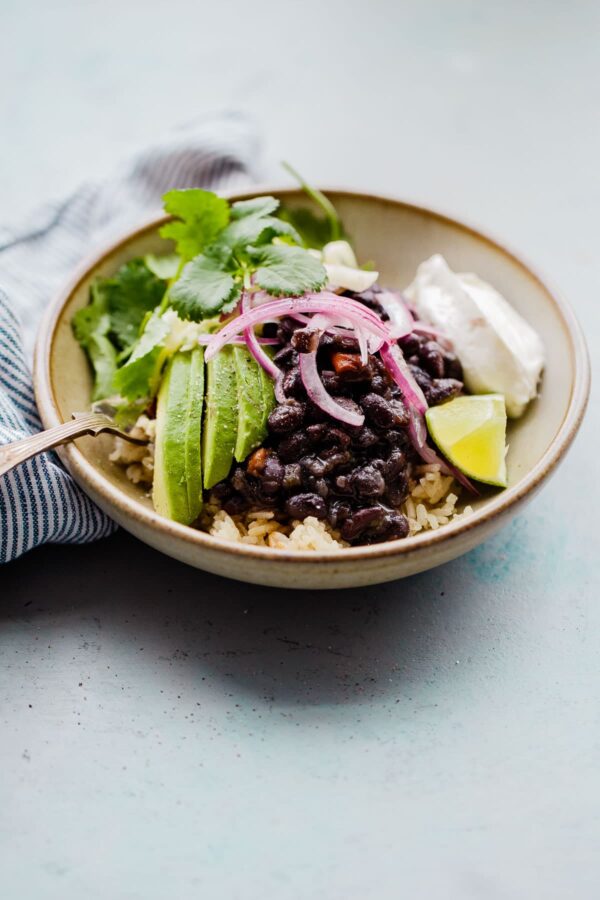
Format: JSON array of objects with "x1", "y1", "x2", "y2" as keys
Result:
[{"x1": 164, "y1": 190, "x2": 326, "y2": 321}]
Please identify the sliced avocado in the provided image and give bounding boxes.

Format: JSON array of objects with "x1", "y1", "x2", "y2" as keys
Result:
[
  {"x1": 258, "y1": 352, "x2": 276, "y2": 434},
  {"x1": 202, "y1": 347, "x2": 238, "y2": 489},
  {"x1": 233, "y1": 346, "x2": 272, "y2": 462},
  {"x1": 153, "y1": 348, "x2": 204, "y2": 525}
]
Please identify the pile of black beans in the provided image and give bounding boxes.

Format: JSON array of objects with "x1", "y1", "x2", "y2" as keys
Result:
[{"x1": 211, "y1": 288, "x2": 464, "y2": 545}]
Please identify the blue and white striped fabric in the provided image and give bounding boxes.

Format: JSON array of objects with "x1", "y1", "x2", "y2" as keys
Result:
[{"x1": 0, "y1": 112, "x2": 257, "y2": 564}]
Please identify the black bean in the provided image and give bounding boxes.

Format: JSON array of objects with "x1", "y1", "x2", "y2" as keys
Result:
[
  {"x1": 381, "y1": 447, "x2": 408, "y2": 479},
  {"x1": 268, "y1": 401, "x2": 306, "y2": 434},
  {"x1": 444, "y1": 352, "x2": 463, "y2": 381},
  {"x1": 273, "y1": 345, "x2": 299, "y2": 369},
  {"x1": 331, "y1": 396, "x2": 363, "y2": 424},
  {"x1": 341, "y1": 506, "x2": 385, "y2": 541},
  {"x1": 426, "y1": 378, "x2": 463, "y2": 406},
  {"x1": 361, "y1": 392, "x2": 409, "y2": 428},
  {"x1": 259, "y1": 455, "x2": 284, "y2": 495},
  {"x1": 385, "y1": 474, "x2": 409, "y2": 507},
  {"x1": 278, "y1": 431, "x2": 311, "y2": 462},
  {"x1": 211, "y1": 482, "x2": 232, "y2": 500},
  {"x1": 306, "y1": 423, "x2": 352, "y2": 448},
  {"x1": 369, "y1": 374, "x2": 388, "y2": 395},
  {"x1": 301, "y1": 455, "x2": 329, "y2": 478},
  {"x1": 399, "y1": 333, "x2": 423, "y2": 357},
  {"x1": 385, "y1": 429, "x2": 411, "y2": 451},
  {"x1": 319, "y1": 333, "x2": 360, "y2": 353},
  {"x1": 320, "y1": 449, "x2": 352, "y2": 470},
  {"x1": 409, "y1": 364, "x2": 432, "y2": 392},
  {"x1": 353, "y1": 426, "x2": 379, "y2": 449},
  {"x1": 377, "y1": 512, "x2": 410, "y2": 541},
  {"x1": 320, "y1": 370, "x2": 344, "y2": 394},
  {"x1": 420, "y1": 341, "x2": 446, "y2": 379},
  {"x1": 261, "y1": 321, "x2": 279, "y2": 339},
  {"x1": 282, "y1": 367, "x2": 305, "y2": 399},
  {"x1": 223, "y1": 494, "x2": 249, "y2": 515},
  {"x1": 285, "y1": 493, "x2": 327, "y2": 520},
  {"x1": 327, "y1": 500, "x2": 352, "y2": 528},
  {"x1": 350, "y1": 464, "x2": 386, "y2": 498}
]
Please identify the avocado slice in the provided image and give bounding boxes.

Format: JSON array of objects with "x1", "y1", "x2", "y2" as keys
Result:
[
  {"x1": 232, "y1": 346, "x2": 273, "y2": 462},
  {"x1": 258, "y1": 353, "x2": 276, "y2": 434},
  {"x1": 202, "y1": 347, "x2": 238, "y2": 489},
  {"x1": 153, "y1": 348, "x2": 204, "y2": 525}
]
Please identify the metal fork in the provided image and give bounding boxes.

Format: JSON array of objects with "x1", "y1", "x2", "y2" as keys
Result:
[{"x1": 0, "y1": 411, "x2": 148, "y2": 478}]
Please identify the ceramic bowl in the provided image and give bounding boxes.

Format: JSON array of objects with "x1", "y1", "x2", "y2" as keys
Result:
[{"x1": 33, "y1": 188, "x2": 590, "y2": 588}]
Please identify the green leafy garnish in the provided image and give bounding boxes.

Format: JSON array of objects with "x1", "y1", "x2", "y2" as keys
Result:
[
  {"x1": 95, "y1": 259, "x2": 166, "y2": 353},
  {"x1": 170, "y1": 255, "x2": 241, "y2": 320},
  {"x1": 144, "y1": 253, "x2": 180, "y2": 280},
  {"x1": 230, "y1": 196, "x2": 280, "y2": 219},
  {"x1": 72, "y1": 284, "x2": 118, "y2": 401},
  {"x1": 165, "y1": 191, "x2": 325, "y2": 320},
  {"x1": 159, "y1": 189, "x2": 230, "y2": 262},
  {"x1": 250, "y1": 244, "x2": 327, "y2": 297},
  {"x1": 279, "y1": 207, "x2": 336, "y2": 250},
  {"x1": 219, "y1": 194, "x2": 301, "y2": 251},
  {"x1": 113, "y1": 313, "x2": 171, "y2": 400}
]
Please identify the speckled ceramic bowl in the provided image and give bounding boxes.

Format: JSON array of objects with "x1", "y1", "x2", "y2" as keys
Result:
[{"x1": 33, "y1": 188, "x2": 590, "y2": 588}]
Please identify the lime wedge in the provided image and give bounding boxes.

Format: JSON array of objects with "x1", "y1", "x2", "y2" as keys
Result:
[{"x1": 425, "y1": 394, "x2": 508, "y2": 487}]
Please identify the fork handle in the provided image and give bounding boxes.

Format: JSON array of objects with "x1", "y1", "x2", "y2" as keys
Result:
[{"x1": 0, "y1": 412, "x2": 125, "y2": 478}]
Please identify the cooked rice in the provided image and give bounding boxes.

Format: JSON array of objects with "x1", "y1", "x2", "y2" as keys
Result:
[
  {"x1": 109, "y1": 415, "x2": 155, "y2": 485},
  {"x1": 111, "y1": 420, "x2": 473, "y2": 550}
]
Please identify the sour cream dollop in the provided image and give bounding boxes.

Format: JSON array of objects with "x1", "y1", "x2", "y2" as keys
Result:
[{"x1": 405, "y1": 254, "x2": 545, "y2": 418}]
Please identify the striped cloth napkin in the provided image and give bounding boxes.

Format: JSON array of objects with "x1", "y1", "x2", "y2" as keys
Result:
[{"x1": 0, "y1": 113, "x2": 257, "y2": 564}]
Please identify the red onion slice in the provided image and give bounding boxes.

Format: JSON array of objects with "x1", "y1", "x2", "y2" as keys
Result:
[
  {"x1": 379, "y1": 342, "x2": 428, "y2": 414},
  {"x1": 376, "y1": 290, "x2": 415, "y2": 338},
  {"x1": 204, "y1": 296, "x2": 391, "y2": 361},
  {"x1": 240, "y1": 290, "x2": 281, "y2": 380},
  {"x1": 298, "y1": 350, "x2": 365, "y2": 427}
]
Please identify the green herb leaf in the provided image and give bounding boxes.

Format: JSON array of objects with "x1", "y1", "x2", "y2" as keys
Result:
[
  {"x1": 144, "y1": 253, "x2": 180, "y2": 280},
  {"x1": 220, "y1": 214, "x2": 301, "y2": 252},
  {"x1": 72, "y1": 285, "x2": 118, "y2": 401},
  {"x1": 249, "y1": 244, "x2": 327, "y2": 296},
  {"x1": 113, "y1": 313, "x2": 171, "y2": 400},
  {"x1": 231, "y1": 196, "x2": 280, "y2": 219},
  {"x1": 90, "y1": 259, "x2": 166, "y2": 353},
  {"x1": 278, "y1": 207, "x2": 338, "y2": 250},
  {"x1": 160, "y1": 189, "x2": 230, "y2": 262},
  {"x1": 169, "y1": 255, "x2": 241, "y2": 321}
]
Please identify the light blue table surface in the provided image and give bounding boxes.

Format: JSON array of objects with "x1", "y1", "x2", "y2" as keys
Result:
[{"x1": 1, "y1": 2, "x2": 598, "y2": 898}]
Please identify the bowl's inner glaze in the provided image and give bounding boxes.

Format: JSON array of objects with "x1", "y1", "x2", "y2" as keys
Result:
[{"x1": 46, "y1": 191, "x2": 574, "y2": 523}]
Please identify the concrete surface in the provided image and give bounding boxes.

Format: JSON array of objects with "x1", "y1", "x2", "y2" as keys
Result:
[{"x1": 1, "y1": 1, "x2": 598, "y2": 898}]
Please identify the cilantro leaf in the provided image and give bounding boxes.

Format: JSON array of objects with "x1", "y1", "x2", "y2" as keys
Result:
[
  {"x1": 93, "y1": 259, "x2": 166, "y2": 353},
  {"x1": 160, "y1": 189, "x2": 230, "y2": 262},
  {"x1": 169, "y1": 255, "x2": 241, "y2": 321},
  {"x1": 113, "y1": 313, "x2": 171, "y2": 400},
  {"x1": 249, "y1": 244, "x2": 327, "y2": 296},
  {"x1": 144, "y1": 253, "x2": 180, "y2": 280},
  {"x1": 72, "y1": 284, "x2": 118, "y2": 401},
  {"x1": 231, "y1": 196, "x2": 280, "y2": 219},
  {"x1": 220, "y1": 214, "x2": 300, "y2": 252}
]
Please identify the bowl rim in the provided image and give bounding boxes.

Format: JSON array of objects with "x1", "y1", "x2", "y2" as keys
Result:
[{"x1": 33, "y1": 186, "x2": 591, "y2": 564}]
